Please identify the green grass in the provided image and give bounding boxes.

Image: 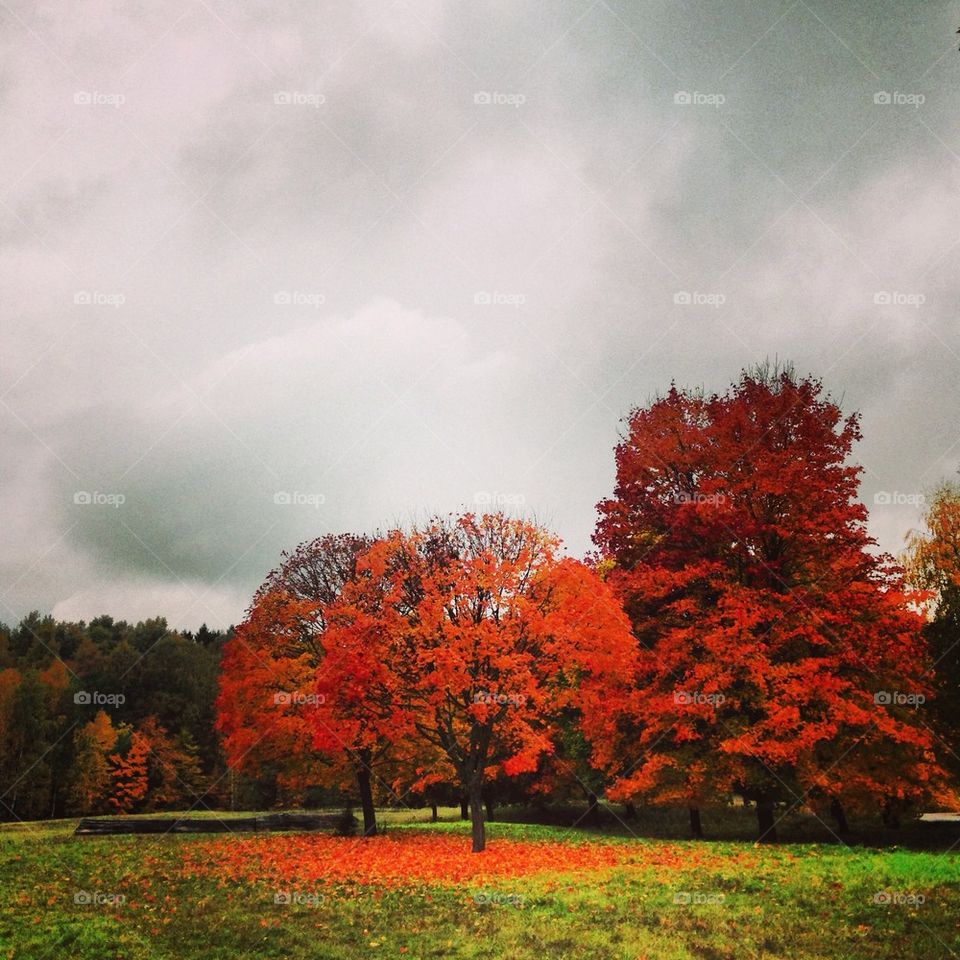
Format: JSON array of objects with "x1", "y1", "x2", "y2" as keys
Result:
[{"x1": 1, "y1": 810, "x2": 958, "y2": 960}]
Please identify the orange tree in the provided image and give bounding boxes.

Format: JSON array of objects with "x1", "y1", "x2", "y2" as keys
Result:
[
  {"x1": 595, "y1": 365, "x2": 953, "y2": 840},
  {"x1": 348, "y1": 513, "x2": 636, "y2": 852},
  {"x1": 307, "y1": 541, "x2": 426, "y2": 833},
  {"x1": 217, "y1": 533, "x2": 406, "y2": 836}
]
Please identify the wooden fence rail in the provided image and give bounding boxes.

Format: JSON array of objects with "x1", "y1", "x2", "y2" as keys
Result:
[{"x1": 74, "y1": 812, "x2": 353, "y2": 836}]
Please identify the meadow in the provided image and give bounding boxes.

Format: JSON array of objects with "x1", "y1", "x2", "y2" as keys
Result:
[{"x1": 1, "y1": 807, "x2": 958, "y2": 960}]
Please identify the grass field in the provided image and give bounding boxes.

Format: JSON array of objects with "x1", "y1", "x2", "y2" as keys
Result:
[{"x1": 1, "y1": 807, "x2": 958, "y2": 960}]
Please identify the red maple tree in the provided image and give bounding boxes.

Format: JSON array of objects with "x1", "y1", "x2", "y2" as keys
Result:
[
  {"x1": 595, "y1": 365, "x2": 953, "y2": 840},
  {"x1": 216, "y1": 533, "x2": 405, "y2": 836}
]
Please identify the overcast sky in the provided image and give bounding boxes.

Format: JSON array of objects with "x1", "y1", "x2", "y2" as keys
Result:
[{"x1": 2, "y1": 0, "x2": 959, "y2": 630}]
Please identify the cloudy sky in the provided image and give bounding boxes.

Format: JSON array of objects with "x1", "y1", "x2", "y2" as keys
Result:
[{"x1": 2, "y1": 0, "x2": 959, "y2": 630}]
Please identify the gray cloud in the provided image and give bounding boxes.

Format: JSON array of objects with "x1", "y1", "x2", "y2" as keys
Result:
[{"x1": 2, "y1": 0, "x2": 959, "y2": 628}]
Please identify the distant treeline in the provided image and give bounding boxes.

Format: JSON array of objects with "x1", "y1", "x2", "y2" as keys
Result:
[{"x1": 0, "y1": 614, "x2": 351, "y2": 821}]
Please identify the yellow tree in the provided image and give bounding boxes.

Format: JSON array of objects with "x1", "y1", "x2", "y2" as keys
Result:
[
  {"x1": 66, "y1": 711, "x2": 117, "y2": 815},
  {"x1": 905, "y1": 482, "x2": 960, "y2": 774}
]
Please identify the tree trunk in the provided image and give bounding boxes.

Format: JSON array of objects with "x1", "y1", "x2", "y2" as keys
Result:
[
  {"x1": 756, "y1": 798, "x2": 777, "y2": 843},
  {"x1": 484, "y1": 794, "x2": 495, "y2": 822},
  {"x1": 689, "y1": 806, "x2": 704, "y2": 839},
  {"x1": 430, "y1": 802, "x2": 438, "y2": 823},
  {"x1": 586, "y1": 791, "x2": 600, "y2": 825},
  {"x1": 830, "y1": 798, "x2": 849, "y2": 835},
  {"x1": 355, "y1": 764, "x2": 377, "y2": 837},
  {"x1": 623, "y1": 802, "x2": 637, "y2": 820},
  {"x1": 460, "y1": 796, "x2": 469, "y2": 820},
  {"x1": 468, "y1": 775, "x2": 486, "y2": 853}
]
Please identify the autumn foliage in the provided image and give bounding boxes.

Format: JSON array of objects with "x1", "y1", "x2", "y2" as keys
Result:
[
  {"x1": 217, "y1": 515, "x2": 636, "y2": 851},
  {"x1": 905, "y1": 483, "x2": 960, "y2": 776},
  {"x1": 179, "y1": 831, "x2": 759, "y2": 889},
  {"x1": 594, "y1": 367, "x2": 953, "y2": 838},
  {"x1": 337, "y1": 516, "x2": 636, "y2": 851},
  {"x1": 215, "y1": 535, "x2": 395, "y2": 833},
  {"x1": 211, "y1": 365, "x2": 958, "y2": 850}
]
